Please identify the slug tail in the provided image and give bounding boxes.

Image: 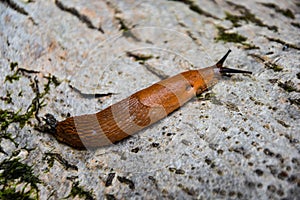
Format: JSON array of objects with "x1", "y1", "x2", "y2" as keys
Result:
[{"x1": 216, "y1": 50, "x2": 252, "y2": 75}]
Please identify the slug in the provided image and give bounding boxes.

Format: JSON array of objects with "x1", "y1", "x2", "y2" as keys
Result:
[{"x1": 47, "y1": 50, "x2": 251, "y2": 150}]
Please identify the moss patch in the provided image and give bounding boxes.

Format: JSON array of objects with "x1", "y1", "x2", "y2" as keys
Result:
[
  {"x1": 278, "y1": 81, "x2": 297, "y2": 92},
  {"x1": 64, "y1": 181, "x2": 94, "y2": 200},
  {"x1": 215, "y1": 26, "x2": 247, "y2": 43},
  {"x1": 1, "y1": 63, "x2": 60, "y2": 132},
  {"x1": 0, "y1": 158, "x2": 40, "y2": 200},
  {"x1": 5, "y1": 62, "x2": 20, "y2": 83},
  {"x1": 43, "y1": 152, "x2": 78, "y2": 171},
  {"x1": 197, "y1": 92, "x2": 222, "y2": 105}
]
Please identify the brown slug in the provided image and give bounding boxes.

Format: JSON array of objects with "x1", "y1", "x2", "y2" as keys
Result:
[{"x1": 46, "y1": 50, "x2": 251, "y2": 150}]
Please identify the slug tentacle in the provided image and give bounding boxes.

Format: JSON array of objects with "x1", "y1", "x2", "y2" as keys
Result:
[
  {"x1": 216, "y1": 49, "x2": 232, "y2": 68},
  {"x1": 49, "y1": 50, "x2": 252, "y2": 150},
  {"x1": 216, "y1": 49, "x2": 252, "y2": 75}
]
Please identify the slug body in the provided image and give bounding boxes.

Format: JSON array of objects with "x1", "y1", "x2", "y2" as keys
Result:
[{"x1": 54, "y1": 50, "x2": 251, "y2": 149}]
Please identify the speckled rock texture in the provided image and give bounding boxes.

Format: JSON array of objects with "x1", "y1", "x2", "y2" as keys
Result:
[{"x1": 1, "y1": 0, "x2": 300, "y2": 199}]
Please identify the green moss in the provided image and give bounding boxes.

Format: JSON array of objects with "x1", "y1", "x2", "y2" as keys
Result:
[
  {"x1": 223, "y1": 4, "x2": 281, "y2": 48},
  {"x1": 0, "y1": 187, "x2": 36, "y2": 200},
  {"x1": 0, "y1": 158, "x2": 40, "y2": 200},
  {"x1": 0, "y1": 90, "x2": 13, "y2": 104},
  {"x1": 43, "y1": 152, "x2": 78, "y2": 171},
  {"x1": 249, "y1": 54, "x2": 283, "y2": 72},
  {"x1": 269, "y1": 64, "x2": 283, "y2": 72},
  {"x1": 265, "y1": 61, "x2": 284, "y2": 72},
  {"x1": 10, "y1": 62, "x2": 18, "y2": 70},
  {"x1": 225, "y1": 12, "x2": 242, "y2": 27},
  {"x1": 1, "y1": 63, "x2": 61, "y2": 132},
  {"x1": 64, "y1": 181, "x2": 94, "y2": 200},
  {"x1": 4, "y1": 63, "x2": 21, "y2": 83},
  {"x1": 278, "y1": 81, "x2": 297, "y2": 92},
  {"x1": 197, "y1": 92, "x2": 223, "y2": 105},
  {"x1": 242, "y1": 43, "x2": 260, "y2": 50},
  {"x1": 197, "y1": 92, "x2": 213, "y2": 100},
  {"x1": 116, "y1": 16, "x2": 129, "y2": 32},
  {"x1": 215, "y1": 26, "x2": 247, "y2": 43},
  {"x1": 0, "y1": 109, "x2": 30, "y2": 130},
  {"x1": 5, "y1": 72, "x2": 20, "y2": 83}
]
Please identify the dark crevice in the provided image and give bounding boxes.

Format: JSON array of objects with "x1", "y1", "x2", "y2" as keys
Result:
[
  {"x1": 0, "y1": 0, "x2": 28, "y2": 15},
  {"x1": 104, "y1": 1, "x2": 141, "y2": 41},
  {"x1": 143, "y1": 63, "x2": 169, "y2": 80},
  {"x1": 105, "y1": 173, "x2": 116, "y2": 187},
  {"x1": 248, "y1": 53, "x2": 283, "y2": 72},
  {"x1": 1, "y1": 0, "x2": 37, "y2": 24},
  {"x1": 126, "y1": 51, "x2": 153, "y2": 63},
  {"x1": 126, "y1": 51, "x2": 169, "y2": 79},
  {"x1": 1, "y1": 63, "x2": 59, "y2": 132},
  {"x1": 186, "y1": 30, "x2": 202, "y2": 46},
  {"x1": 260, "y1": 3, "x2": 295, "y2": 19},
  {"x1": 226, "y1": 1, "x2": 278, "y2": 32},
  {"x1": 169, "y1": 0, "x2": 219, "y2": 19},
  {"x1": 115, "y1": 16, "x2": 141, "y2": 41},
  {"x1": 54, "y1": 0, "x2": 104, "y2": 33},
  {"x1": 43, "y1": 152, "x2": 78, "y2": 170},
  {"x1": 64, "y1": 181, "x2": 95, "y2": 200},
  {"x1": 69, "y1": 85, "x2": 115, "y2": 99},
  {"x1": 117, "y1": 176, "x2": 135, "y2": 190},
  {"x1": 264, "y1": 36, "x2": 300, "y2": 51},
  {"x1": 291, "y1": 22, "x2": 300, "y2": 29}
]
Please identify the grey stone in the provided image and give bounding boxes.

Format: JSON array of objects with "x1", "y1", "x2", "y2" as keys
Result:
[{"x1": 1, "y1": 0, "x2": 299, "y2": 199}]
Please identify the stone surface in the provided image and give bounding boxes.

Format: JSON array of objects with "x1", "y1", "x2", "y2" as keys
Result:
[{"x1": 0, "y1": 0, "x2": 299, "y2": 199}]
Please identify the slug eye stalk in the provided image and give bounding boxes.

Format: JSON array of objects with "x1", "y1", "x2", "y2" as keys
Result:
[{"x1": 216, "y1": 50, "x2": 252, "y2": 75}]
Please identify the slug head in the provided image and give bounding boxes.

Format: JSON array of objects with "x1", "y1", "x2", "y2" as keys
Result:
[
  {"x1": 216, "y1": 50, "x2": 252, "y2": 75},
  {"x1": 196, "y1": 50, "x2": 252, "y2": 93}
]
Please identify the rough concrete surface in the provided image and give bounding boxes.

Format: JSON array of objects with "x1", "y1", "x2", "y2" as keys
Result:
[{"x1": 0, "y1": 0, "x2": 300, "y2": 199}]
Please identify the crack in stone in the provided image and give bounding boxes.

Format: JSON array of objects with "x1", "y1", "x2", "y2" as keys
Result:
[
  {"x1": 54, "y1": 0, "x2": 104, "y2": 33},
  {"x1": 104, "y1": 1, "x2": 141, "y2": 42},
  {"x1": 260, "y1": 2, "x2": 295, "y2": 19},
  {"x1": 248, "y1": 53, "x2": 283, "y2": 72},
  {"x1": 226, "y1": 1, "x2": 278, "y2": 32},
  {"x1": 1, "y1": 0, "x2": 28, "y2": 15},
  {"x1": 126, "y1": 51, "x2": 169, "y2": 79},
  {"x1": 115, "y1": 16, "x2": 141, "y2": 42},
  {"x1": 143, "y1": 63, "x2": 169, "y2": 80},
  {"x1": 44, "y1": 152, "x2": 78, "y2": 170},
  {"x1": 169, "y1": 0, "x2": 219, "y2": 19},
  {"x1": 264, "y1": 36, "x2": 300, "y2": 51},
  {"x1": 69, "y1": 85, "x2": 115, "y2": 99}
]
